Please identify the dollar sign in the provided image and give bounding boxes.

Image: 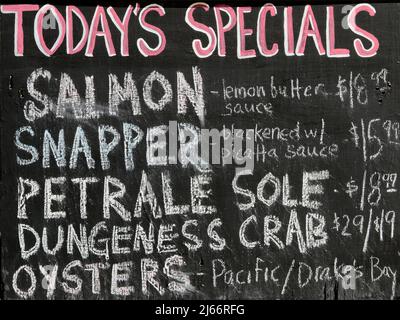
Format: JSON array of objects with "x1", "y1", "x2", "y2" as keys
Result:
[
  {"x1": 345, "y1": 178, "x2": 358, "y2": 198},
  {"x1": 349, "y1": 122, "x2": 360, "y2": 148}
]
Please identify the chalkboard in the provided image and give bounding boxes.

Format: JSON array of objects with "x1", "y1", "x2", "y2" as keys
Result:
[{"x1": 0, "y1": 1, "x2": 399, "y2": 300}]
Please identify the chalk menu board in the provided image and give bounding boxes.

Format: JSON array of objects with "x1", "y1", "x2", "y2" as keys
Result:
[{"x1": 0, "y1": 1, "x2": 399, "y2": 300}]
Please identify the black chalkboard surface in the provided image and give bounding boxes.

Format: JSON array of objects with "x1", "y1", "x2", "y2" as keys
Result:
[{"x1": 0, "y1": 1, "x2": 399, "y2": 300}]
